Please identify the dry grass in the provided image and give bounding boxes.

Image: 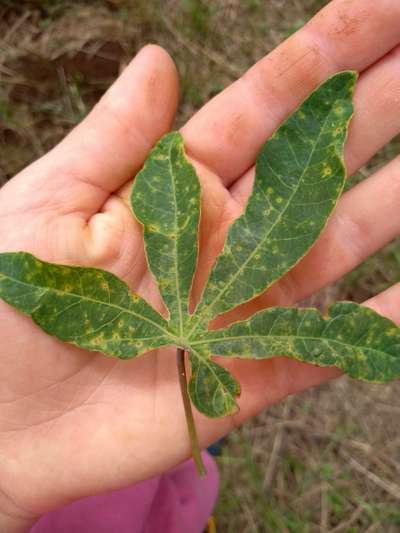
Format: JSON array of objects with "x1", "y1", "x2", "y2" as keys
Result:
[
  {"x1": 217, "y1": 380, "x2": 400, "y2": 532},
  {"x1": 0, "y1": 1, "x2": 399, "y2": 531},
  {"x1": 0, "y1": 0, "x2": 328, "y2": 181}
]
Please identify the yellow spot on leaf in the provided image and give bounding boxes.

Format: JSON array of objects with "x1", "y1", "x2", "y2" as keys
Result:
[{"x1": 323, "y1": 164, "x2": 332, "y2": 177}]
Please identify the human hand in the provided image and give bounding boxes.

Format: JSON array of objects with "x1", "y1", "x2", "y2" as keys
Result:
[{"x1": 0, "y1": 0, "x2": 399, "y2": 530}]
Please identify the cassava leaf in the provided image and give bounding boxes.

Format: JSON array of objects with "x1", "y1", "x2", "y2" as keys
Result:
[
  {"x1": 0, "y1": 252, "x2": 174, "y2": 357},
  {"x1": 192, "y1": 302, "x2": 400, "y2": 382},
  {"x1": 189, "y1": 71, "x2": 357, "y2": 335},
  {"x1": 131, "y1": 131, "x2": 201, "y2": 336},
  {"x1": 1, "y1": 69, "x2": 399, "y2": 440},
  {"x1": 189, "y1": 348, "x2": 240, "y2": 418}
]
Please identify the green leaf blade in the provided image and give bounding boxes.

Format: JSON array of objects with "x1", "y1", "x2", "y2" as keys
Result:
[
  {"x1": 131, "y1": 131, "x2": 201, "y2": 336},
  {"x1": 190, "y1": 71, "x2": 357, "y2": 333},
  {"x1": 0, "y1": 252, "x2": 174, "y2": 358},
  {"x1": 189, "y1": 349, "x2": 240, "y2": 418},
  {"x1": 192, "y1": 302, "x2": 400, "y2": 382}
]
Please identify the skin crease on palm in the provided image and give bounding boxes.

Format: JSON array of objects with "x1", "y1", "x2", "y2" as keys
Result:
[{"x1": 0, "y1": 0, "x2": 400, "y2": 530}]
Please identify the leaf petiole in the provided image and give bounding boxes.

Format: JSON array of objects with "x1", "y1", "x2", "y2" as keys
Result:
[{"x1": 177, "y1": 347, "x2": 206, "y2": 477}]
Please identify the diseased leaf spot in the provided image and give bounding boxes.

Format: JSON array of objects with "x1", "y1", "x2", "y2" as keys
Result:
[
  {"x1": 334, "y1": 104, "x2": 345, "y2": 116},
  {"x1": 322, "y1": 164, "x2": 332, "y2": 177},
  {"x1": 148, "y1": 224, "x2": 160, "y2": 233}
]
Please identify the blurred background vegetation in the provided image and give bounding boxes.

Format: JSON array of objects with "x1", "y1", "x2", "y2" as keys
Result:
[{"x1": 0, "y1": 1, "x2": 399, "y2": 531}]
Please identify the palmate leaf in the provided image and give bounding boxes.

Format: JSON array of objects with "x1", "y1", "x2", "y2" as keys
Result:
[{"x1": 0, "y1": 70, "x2": 399, "y2": 440}]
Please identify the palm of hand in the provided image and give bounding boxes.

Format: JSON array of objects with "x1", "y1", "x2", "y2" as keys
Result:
[{"x1": 1, "y1": 0, "x2": 400, "y2": 522}]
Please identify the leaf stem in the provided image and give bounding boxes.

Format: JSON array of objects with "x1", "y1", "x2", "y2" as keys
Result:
[{"x1": 176, "y1": 347, "x2": 206, "y2": 477}]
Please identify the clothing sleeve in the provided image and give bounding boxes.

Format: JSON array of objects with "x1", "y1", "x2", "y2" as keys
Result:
[{"x1": 29, "y1": 452, "x2": 219, "y2": 533}]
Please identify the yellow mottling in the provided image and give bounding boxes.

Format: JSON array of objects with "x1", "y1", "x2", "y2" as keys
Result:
[
  {"x1": 322, "y1": 164, "x2": 332, "y2": 177},
  {"x1": 272, "y1": 246, "x2": 279, "y2": 255},
  {"x1": 355, "y1": 352, "x2": 367, "y2": 362},
  {"x1": 92, "y1": 333, "x2": 105, "y2": 344},
  {"x1": 299, "y1": 111, "x2": 306, "y2": 120},
  {"x1": 334, "y1": 104, "x2": 344, "y2": 116},
  {"x1": 148, "y1": 224, "x2": 159, "y2": 233}
]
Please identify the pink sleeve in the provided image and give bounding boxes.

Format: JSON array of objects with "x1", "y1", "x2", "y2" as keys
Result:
[{"x1": 30, "y1": 452, "x2": 219, "y2": 533}]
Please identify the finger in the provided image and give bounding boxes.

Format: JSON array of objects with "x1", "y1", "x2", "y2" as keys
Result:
[
  {"x1": 344, "y1": 45, "x2": 400, "y2": 172},
  {"x1": 364, "y1": 283, "x2": 400, "y2": 324},
  {"x1": 225, "y1": 155, "x2": 400, "y2": 322},
  {"x1": 4, "y1": 45, "x2": 179, "y2": 216},
  {"x1": 230, "y1": 42, "x2": 400, "y2": 206},
  {"x1": 182, "y1": 0, "x2": 400, "y2": 185}
]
